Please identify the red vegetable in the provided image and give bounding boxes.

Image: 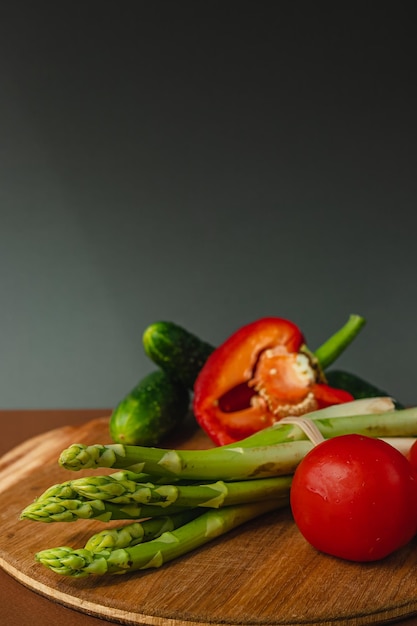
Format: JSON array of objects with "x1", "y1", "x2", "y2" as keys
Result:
[
  {"x1": 290, "y1": 434, "x2": 417, "y2": 562},
  {"x1": 407, "y1": 440, "x2": 417, "y2": 473},
  {"x1": 193, "y1": 317, "x2": 353, "y2": 445}
]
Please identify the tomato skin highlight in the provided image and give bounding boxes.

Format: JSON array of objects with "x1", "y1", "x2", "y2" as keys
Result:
[
  {"x1": 290, "y1": 435, "x2": 417, "y2": 562},
  {"x1": 407, "y1": 440, "x2": 417, "y2": 474}
]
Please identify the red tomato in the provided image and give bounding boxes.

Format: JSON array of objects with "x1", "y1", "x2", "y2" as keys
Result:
[{"x1": 290, "y1": 434, "x2": 417, "y2": 562}]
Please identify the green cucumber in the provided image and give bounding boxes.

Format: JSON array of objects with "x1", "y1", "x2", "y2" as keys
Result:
[
  {"x1": 109, "y1": 370, "x2": 190, "y2": 446},
  {"x1": 143, "y1": 321, "x2": 214, "y2": 390},
  {"x1": 325, "y1": 369, "x2": 404, "y2": 409}
]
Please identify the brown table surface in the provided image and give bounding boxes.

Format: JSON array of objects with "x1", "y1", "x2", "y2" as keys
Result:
[{"x1": 2, "y1": 409, "x2": 417, "y2": 626}]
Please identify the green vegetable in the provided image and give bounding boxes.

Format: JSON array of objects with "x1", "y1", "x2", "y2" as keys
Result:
[
  {"x1": 236, "y1": 397, "x2": 396, "y2": 448},
  {"x1": 64, "y1": 474, "x2": 293, "y2": 508},
  {"x1": 109, "y1": 369, "x2": 190, "y2": 446},
  {"x1": 21, "y1": 476, "x2": 292, "y2": 523},
  {"x1": 34, "y1": 500, "x2": 284, "y2": 577},
  {"x1": 60, "y1": 405, "x2": 417, "y2": 481},
  {"x1": 22, "y1": 399, "x2": 417, "y2": 578},
  {"x1": 59, "y1": 440, "x2": 311, "y2": 481},
  {"x1": 35, "y1": 470, "x2": 185, "y2": 502},
  {"x1": 142, "y1": 321, "x2": 214, "y2": 389},
  {"x1": 325, "y1": 370, "x2": 404, "y2": 408},
  {"x1": 312, "y1": 315, "x2": 366, "y2": 369},
  {"x1": 20, "y1": 495, "x2": 190, "y2": 523},
  {"x1": 84, "y1": 510, "x2": 203, "y2": 551}
]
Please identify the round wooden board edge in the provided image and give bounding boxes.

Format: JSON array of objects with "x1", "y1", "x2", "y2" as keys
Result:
[{"x1": 3, "y1": 551, "x2": 417, "y2": 626}]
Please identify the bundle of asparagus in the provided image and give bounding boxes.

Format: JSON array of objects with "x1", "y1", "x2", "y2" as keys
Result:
[{"x1": 20, "y1": 399, "x2": 417, "y2": 578}]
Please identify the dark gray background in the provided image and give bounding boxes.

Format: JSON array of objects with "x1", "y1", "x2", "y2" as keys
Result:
[{"x1": 1, "y1": 2, "x2": 416, "y2": 409}]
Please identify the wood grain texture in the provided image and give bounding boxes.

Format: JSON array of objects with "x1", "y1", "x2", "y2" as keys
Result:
[{"x1": 1, "y1": 416, "x2": 417, "y2": 626}]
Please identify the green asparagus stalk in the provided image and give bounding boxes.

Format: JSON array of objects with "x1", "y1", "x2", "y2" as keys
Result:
[
  {"x1": 84, "y1": 510, "x2": 203, "y2": 551},
  {"x1": 48, "y1": 400, "x2": 397, "y2": 491},
  {"x1": 70, "y1": 475, "x2": 293, "y2": 507},
  {"x1": 37, "y1": 399, "x2": 396, "y2": 501},
  {"x1": 35, "y1": 470, "x2": 178, "y2": 502},
  {"x1": 38, "y1": 480, "x2": 78, "y2": 500},
  {"x1": 51, "y1": 400, "x2": 393, "y2": 490},
  {"x1": 21, "y1": 475, "x2": 292, "y2": 522},
  {"x1": 59, "y1": 440, "x2": 313, "y2": 480},
  {"x1": 36, "y1": 470, "x2": 192, "y2": 500},
  {"x1": 58, "y1": 407, "x2": 417, "y2": 481},
  {"x1": 231, "y1": 397, "x2": 396, "y2": 449},
  {"x1": 35, "y1": 499, "x2": 284, "y2": 577},
  {"x1": 20, "y1": 495, "x2": 192, "y2": 523}
]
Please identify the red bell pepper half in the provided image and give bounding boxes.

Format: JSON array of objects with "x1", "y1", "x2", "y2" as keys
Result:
[{"x1": 193, "y1": 316, "x2": 364, "y2": 446}]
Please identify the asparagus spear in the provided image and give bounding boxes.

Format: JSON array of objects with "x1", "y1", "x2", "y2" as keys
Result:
[
  {"x1": 35, "y1": 470, "x2": 180, "y2": 501},
  {"x1": 59, "y1": 440, "x2": 312, "y2": 480},
  {"x1": 58, "y1": 407, "x2": 417, "y2": 481},
  {"x1": 49, "y1": 399, "x2": 395, "y2": 496},
  {"x1": 21, "y1": 475, "x2": 291, "y2": 522},
  {"x1": 35, "y1": 474, "x2": 147, "y2": 501},
  {"x1": 38, "y1": 480, "x2": 78, "y2": 500},
  {"x1": 20, "y1": 496, "x2": 191, "y2": 523},
  {"x1": 233, "y1": 397, "x2": 397, "y2": 448},
  {"x1": 84, "y1": 510, "x2": 203, "y2": 551},
  {"x1": 69, "y1": 474, "x2": 293, "y2": 507},
  {"x1": 35, "y1": 499, "x2": 284, "y2": 577}
]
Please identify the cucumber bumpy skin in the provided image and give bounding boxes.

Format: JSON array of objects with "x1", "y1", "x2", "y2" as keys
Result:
[
  {"x1": 142, "y1": 321, "x2": 214, "y2": 390},
  {"x1": 325, "y1": 370, "x2": 404, "y2": 409},
  {"x1": 109, "y1": 370, "x2": 190, "y2": 446}
]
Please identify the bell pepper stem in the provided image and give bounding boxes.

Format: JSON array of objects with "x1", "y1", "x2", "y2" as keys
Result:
[{"x1": 313, "y1": 314, "x2": 366, "y2": 370}]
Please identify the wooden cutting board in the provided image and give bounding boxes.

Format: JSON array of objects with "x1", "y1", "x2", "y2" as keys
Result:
[{"x1": 1, "y1": 415, "x2": 417, "y2": 626}]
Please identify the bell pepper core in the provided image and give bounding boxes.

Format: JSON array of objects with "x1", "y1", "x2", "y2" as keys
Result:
[{"x1": 193, "y1": 317, "x2": 362, "y2": 446}]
